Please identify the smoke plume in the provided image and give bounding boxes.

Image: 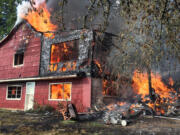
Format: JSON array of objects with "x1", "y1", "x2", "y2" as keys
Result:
[
  {"x1": 16, "y1": 1, "x2": 32, "y2": 25},
  {"x1": 15, "y1": 0, "x2": 46, "y2": 25}
]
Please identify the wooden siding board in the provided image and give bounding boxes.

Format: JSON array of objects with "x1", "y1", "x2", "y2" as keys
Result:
[{"x1": 0, "y1": 23, "x2": 41, "y2": 80}]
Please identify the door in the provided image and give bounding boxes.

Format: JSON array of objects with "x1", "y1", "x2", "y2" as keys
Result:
[{"x1": 24, "y1": 82, "x2": 35, "y2": 111}]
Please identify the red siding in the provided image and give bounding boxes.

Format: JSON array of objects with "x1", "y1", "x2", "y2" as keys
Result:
[
  {"x1": 0, "y1": 23, "x2": 92, "y2": 112},
  {"x1": 34, "y1": 77, "x2": 91, "y2": 112},
  {"x1": 0, "y1": 83, "x2": 25, "y2": 110},
  {"x1": 0, "y1": 24, "x2": 41, "y2": 80}
]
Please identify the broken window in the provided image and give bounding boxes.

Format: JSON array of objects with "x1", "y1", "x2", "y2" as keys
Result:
[
  {"x1": 49, "y1": 83, "x2": 71, "y2": 100},
  {"x1": 7, "y1": 86, "x2": 22, "y2": 99},
  {"x1": 50, "y1": 40, "x2": 79, "y2": 64},
  {"x1": 14, "y1": 53, "x2": 24, "y2": 66}
]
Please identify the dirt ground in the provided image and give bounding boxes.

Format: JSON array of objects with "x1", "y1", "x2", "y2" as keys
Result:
[{"x1": 0, "y1": 109, "x2": 180, "y2": 135}]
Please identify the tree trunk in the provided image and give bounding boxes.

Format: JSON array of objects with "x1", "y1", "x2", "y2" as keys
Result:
[{"x1": 147, "y1": 68, "x2": 155, "y2": 102}]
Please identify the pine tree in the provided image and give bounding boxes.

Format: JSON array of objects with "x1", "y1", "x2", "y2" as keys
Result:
[{"x1": 0, "y1": 0, "x2": 22, "y2": 40}]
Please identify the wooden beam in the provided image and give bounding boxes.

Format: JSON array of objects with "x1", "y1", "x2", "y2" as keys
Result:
[{"x1": 0, "y1": 75, "x2": 78, "y2": 83}]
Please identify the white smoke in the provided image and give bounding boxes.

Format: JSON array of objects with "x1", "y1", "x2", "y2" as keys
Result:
[
  {"x1": 34, "y1": 0, "x2": 45, "y2": 8},
  {"x1": 15, "y1": 1, "x2": 32, "y2": 25},
  {"x1": 15, "y1": 0, "x2": 46, "y2": 26}
]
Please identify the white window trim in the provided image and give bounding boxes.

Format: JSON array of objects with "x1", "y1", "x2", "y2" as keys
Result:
[
  {"x1": 48, "y1": 82, "x2": 72, "y2": 101},
  {"x1": 6, "y1": 85, "x2": 22, "y2": 100},
  {"x1": 13, "y1": 53, "x2": 24, "y2": 68}
]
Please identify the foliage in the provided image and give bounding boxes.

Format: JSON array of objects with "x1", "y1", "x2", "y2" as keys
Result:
[
  {"x1": 105, "y1": 0, "x2": 180, "y2": 96},
  {"x1": 0, "y1": 0, "x2": 22, "y2": 40},
  {"x1": 61, "y1": 120, "x2": 76, "y2": 125},
  {"x1": 53, "y1": 0, "x2": 179, "y2": 77},
  {"x1": 32, "y1": 101, "x2": 55, "y2": 113}
]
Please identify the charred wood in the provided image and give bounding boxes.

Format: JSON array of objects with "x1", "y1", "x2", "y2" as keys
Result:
[
  {"x1": 68, "y1": 104, "x2": 78, "y2": 120},
  {"x1": 78, "y1": 111, "x2": 103, "y2": 121}
]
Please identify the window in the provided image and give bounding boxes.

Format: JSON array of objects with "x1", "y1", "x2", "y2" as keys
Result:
[
  {"x1": 7, "y1": 86, "x2": 22, "y2": 99},
  {"x1": 49, "y1": 83, "x2": 71, "y2": 100},
  {"x1": 14, "y1": 53, "x2": 24, "y2": 66},
  {"x1": 50, "y1": 40, "x2": 79, "y2": 64}
]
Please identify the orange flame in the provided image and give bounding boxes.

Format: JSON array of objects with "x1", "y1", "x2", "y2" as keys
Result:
[
  {"x1": 50, "y1": 84, "x2": 71, "y2": 100},
  {"x1": 169, "y1": 77, "x2": 174, "y2": 86},
  {"x1": 132, "y1": 70, "x2": 175, "y2": 99},
  {"x1": 102, "y1": 80, "x2": 117, "y2": 96},
  {"x1": 21, "y1": 3, "x2": 57, "y2": 38},
  {"x1": 102, "y1": 80, "x2": 108, "y2": 95},
  {"x1": 51, "y1": 84, "x2": 63, "y2": 99},
  {"x1": 132, "y1": 70, "x2": 176, "y2": 114},
  {"x1": 50, "y1": 42, "x2": 77, "y2": 72},
  {"x1": 106, "y1": 102, "x2": 126, "y2": 111},
  {"x1": 94, "y1": 60, "x2": 103, "y2": 73},
  {"x1": 51, "y1": 44, "x2": 61, "y2": 64}
]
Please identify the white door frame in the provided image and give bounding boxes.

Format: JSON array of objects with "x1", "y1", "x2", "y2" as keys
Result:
[{"x1": 24, "y1": 82, "x2": 35, "y2": 111}]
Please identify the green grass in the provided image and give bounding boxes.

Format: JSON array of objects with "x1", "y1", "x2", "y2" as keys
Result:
[
  {"x1": 61, "y1": 120, "x2": 76, "y2": 125},
  {"x1": 1, "y1": 109, "x2": 180, "y2": 135},
  {"x1": 84, "y1": 121, "x2": 104, "y2": 127}
]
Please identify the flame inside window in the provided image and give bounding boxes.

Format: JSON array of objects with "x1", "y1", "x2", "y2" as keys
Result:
[
  {"x1": 50, "y1": 40, "x2": 79, "y2": 64},
  {"x1": 50, "y1": 83, "x2": 71, "y2": 100},
  {"x1": 50, "y1": 40, "x2": 78, "y2": 72},
  {"x1": 7, "y1": 86, "x2": 22, "y2": 99}
]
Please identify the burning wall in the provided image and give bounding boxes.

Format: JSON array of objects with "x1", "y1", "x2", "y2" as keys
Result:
[
  {"x1": 15, "y1": 0, "x2": 114, "y2": 78},
  {"x1": 38, "y1": 28, "x2": 115, "y2": 106},
  {"x1": 40, "y1": 30, "x2": 93, "y2": 76},
  {"x1": 39, "y1": 30, "x2": 115, "y2": 78}
]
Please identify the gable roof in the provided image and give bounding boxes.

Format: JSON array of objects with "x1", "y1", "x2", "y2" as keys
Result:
[{"x1": 0, "y1": 21, "x2": 26, "y2": 46}]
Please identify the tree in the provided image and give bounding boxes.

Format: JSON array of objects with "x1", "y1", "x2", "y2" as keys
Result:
[
  {"x1": 107, "y1": 0, "x2": 180, "y2": 97},
  {"x1": 0, "y1": 0, "x2": 22, "y2": 40}
]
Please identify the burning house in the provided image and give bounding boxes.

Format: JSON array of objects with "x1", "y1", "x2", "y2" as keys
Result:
[
  {"x1": 0, "y1": 22, "x2": 113, "y2": 112},
  {"x1": 0, "y1": 0, "x2": 115, "y2": 112}
]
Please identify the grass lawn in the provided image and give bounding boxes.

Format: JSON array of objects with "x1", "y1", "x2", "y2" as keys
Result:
[{"x1": 0, "y1": 109, "x2": 180, "y2": 135}]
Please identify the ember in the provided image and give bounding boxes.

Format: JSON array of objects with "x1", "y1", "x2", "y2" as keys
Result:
[
  {"x1": 102, "y1": 79, "x2": 117, "y2": 96},
  {"x1": 94, "y1": 60, "x2": 103, "y2": 73}
]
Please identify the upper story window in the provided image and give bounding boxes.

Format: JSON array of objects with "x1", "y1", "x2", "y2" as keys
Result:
[
  {"x1": 14, "y1": 53, "x2": 24, "y2": 66},
  {"x1": 50, "y1": 40, "x2": 79, "y2": 64},
  {"x1": 7, "y1": 85, "x2": 22, "y2": 100}
]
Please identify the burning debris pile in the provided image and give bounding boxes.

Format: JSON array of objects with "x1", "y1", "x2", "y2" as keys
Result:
[
  {"x1": 101, "y1": 70, "x2": 180, "y2": 125},
  {"x1": 132, "y1": 70, "x2": 180, "y2": 116}
]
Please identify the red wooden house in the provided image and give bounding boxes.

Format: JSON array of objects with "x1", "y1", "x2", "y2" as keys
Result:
[{"x1": 0, "y1": 22, "x2": 113, "y2": 112}]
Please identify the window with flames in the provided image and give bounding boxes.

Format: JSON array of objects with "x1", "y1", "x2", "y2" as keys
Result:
[
  {"x1": 7, "y1": 86, "x2": 22, "y2": 99},
  {"x1": 50, "y1": 40, "x2": 79, "y2": 72},
  {"x1": 49, "y1": 83, "x2": 71, "y2": 100}
]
